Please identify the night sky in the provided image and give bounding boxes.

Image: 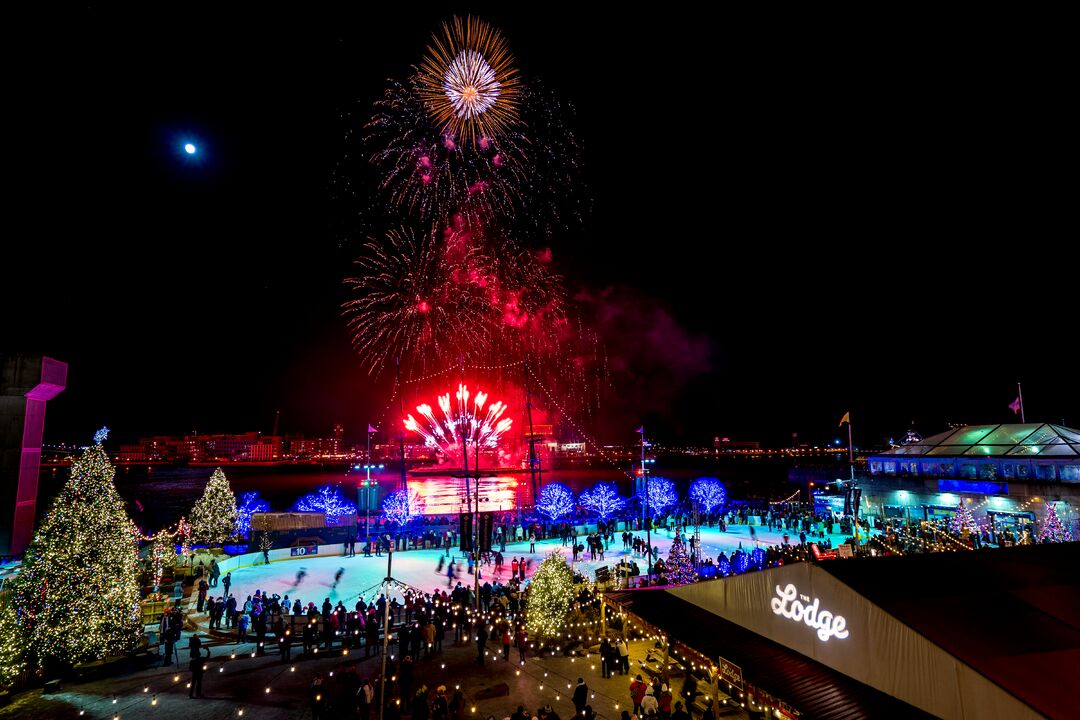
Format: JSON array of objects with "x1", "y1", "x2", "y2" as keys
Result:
[{"x1": 6, "y1": 6, "x2": 1075, "y2": 449}]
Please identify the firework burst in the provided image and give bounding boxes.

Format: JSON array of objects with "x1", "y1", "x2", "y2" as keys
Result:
[
  {"x1": 417, "y1": 16, "x2": 521, "y2": 143},
  {"x1": 404, "y1": 383, "x2": 512, "y2": 458},
  {"x1": 342, "y1": 226, "x2": 492, "y2": 374},
  {"x1": 364, "y1": 79, "x2": 526, "y2": 225}
]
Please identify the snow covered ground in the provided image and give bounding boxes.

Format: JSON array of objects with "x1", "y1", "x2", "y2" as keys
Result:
[{"x1": 221, "y1": 522, "x2": 870, "y2": 609}]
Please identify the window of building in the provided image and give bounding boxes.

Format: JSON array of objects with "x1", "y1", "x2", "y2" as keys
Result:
[{"x1": 1035, "y1": 464, "x2": 1058, "y2": 481}]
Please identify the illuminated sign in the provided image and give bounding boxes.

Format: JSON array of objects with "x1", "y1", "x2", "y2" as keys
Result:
[
  {"x1": 290, "y1": 544, "x2": 318, "y2": 557},
  {"x1": 770, "y1": 583, "x2": 849, "y2": 641},
  {"x1": 717, "y1": 656, "x2": 744, "y2": 689}
]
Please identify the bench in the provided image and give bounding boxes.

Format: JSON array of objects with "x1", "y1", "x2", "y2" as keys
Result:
[{"x1": 141, "y1": 601, "x2": 167, "y2": 625}]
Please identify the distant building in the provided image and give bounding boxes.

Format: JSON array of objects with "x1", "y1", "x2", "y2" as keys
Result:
[
  {"x1": 714, "y1": 436, "x2": 762, "y2": 452},
  {"x1": 1, "y1": 354, "x2": 67, "y2": 555},
  {"x1": 116, "y1": 432, "x2": 282, "y2": 463}
]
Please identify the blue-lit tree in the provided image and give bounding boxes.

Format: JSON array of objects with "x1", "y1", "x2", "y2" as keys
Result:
[
  {"x1": 382, "y1": 489, "x2": 424, "y2": 527},
  {"x1": 578, "y1": 482, "x2": 626, "y2": 520},
  {"x1": 536, "y1": 482, "x2": 574, "y2": 520},
  {"x1": 689, "y1": 477, "x2": 727, "y2": 514},
  {"x1": 235, "y1": 491, "x2": 271, "y2": 538},
  {"x1": 732, "y1": 549, "x2": 752, "y2": 574},
  {"x1": 294, "y1": 485, "x2": 357, "y2": 519},
  {"x1": 637, "y1": 477, "x2": 677, "y2": 517}
]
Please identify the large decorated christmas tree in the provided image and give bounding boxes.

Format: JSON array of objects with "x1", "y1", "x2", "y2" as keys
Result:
[
  {"x1": 665, "y1": 534, "x2": 696, "y2": 585},
  {"x1": 526, "y1": 552, "x2": 575, "y2": 642},
  {"x1": 191, "y1": 467, "x2": 239, "y2": 546},
  {"x1": 1038, "y1": 503, "x2": 1071, "y2": 543},
  {"x1": 13, "y1": 432, "x2": 141, "y2": 669}
]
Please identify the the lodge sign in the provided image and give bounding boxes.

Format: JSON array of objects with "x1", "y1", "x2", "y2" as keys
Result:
[{"x1": 770, "y1": 583, "x2": 849, "y2": 641}]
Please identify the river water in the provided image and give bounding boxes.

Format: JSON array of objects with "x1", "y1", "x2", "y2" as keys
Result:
[{"x1": 37, "y1": 455, "x2": 842, "y2": 533}]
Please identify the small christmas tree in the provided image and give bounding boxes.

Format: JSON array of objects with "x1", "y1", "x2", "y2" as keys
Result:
[
  {"x1": 1039, "y1": 503, "x2": 1071, "y2": 543},
  {"x1": 665, "y1": 535, "x2": 696, "y2": 585},
  {"x1": 526, "y1": 552, "x2": 575, "y2": 642},
  {"x1": 948, "y1": 501, "x2": 978, "y2": 535},
  {"x1": 191, "y1": 468, "x2": 239, "y2": 546},
  {"x1": 147, "y1": 530, "x2": 177, "y2": 592},
  {"x1": 13, "y1": 432, "x2": 141, "y2": 669}
]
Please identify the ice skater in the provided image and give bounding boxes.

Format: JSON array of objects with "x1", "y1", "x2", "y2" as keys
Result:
[
  {"x1": 332, "y1": 567, "x2": 345, "y2": 591},
  {"x1": 293, "y1": 567, "x2": 307, "y2": 589}
]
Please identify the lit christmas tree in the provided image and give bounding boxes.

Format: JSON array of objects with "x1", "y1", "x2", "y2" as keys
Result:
[
  {"x1": 382, "y1": 489, "x2": 425, "y2": 527},
  {"x1": 536, "y1": 482, "x2": 574, "y2": 520},
  {"x1": 526, "y1": 552, "x2": 575, "y2": 642},
  {"x1": 191, "y1": 468, "x2": 239, "y2": 546},
  {"x1": 578, "y1": 482, "x2": 626, "y2": 520},
  {"x1": 664, "y1": 535, "x2": 696, "y2": 585},
  {"x1": 12, "y1": 434, "x2": 141, "y2": 670},
  {"x1": 948, "y1": 501, "x2": 978, "y2": 535},
  {"x1": 147, "y1": 530, "x2": 177, "y2": 593},
  {"x1": 1039, "y1": 503, "x2": 1071, "y2": 543},
  {"x1": 0, "y1": 599, "x2": 26, "y2": 686}
]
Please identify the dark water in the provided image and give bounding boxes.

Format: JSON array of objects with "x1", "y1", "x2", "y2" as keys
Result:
[{"x1": 37, "y1": 455, "x2": 827, "y2": 533}]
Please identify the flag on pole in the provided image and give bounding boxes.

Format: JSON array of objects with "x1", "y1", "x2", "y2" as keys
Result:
[
  {"x1": 635, "y1": 426, "x2": 644, "y2": 433},
  {"x1": 368, "y1": 424, "x2": 378, "y2": 433},
  {"x1": 1008, "y1": 397, "x2": 1022, "y2": 415},
  {"x1": 838, "y1": 412, "x2": 850, "y2": 427}
]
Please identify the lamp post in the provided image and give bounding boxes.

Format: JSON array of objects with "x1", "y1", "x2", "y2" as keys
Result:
[
  {"x1": 379, "y1": 547, "x2": 394, "y2": 720},
  {"x1": 362, "y1": 463, "x2": 384, "y2": 543},
  {"x1": 641, "y1": 428, "x2": 653, "y2": 583}
]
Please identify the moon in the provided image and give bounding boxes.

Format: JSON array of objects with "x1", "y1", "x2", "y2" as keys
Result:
[{"x1": 184, "y1": 143, "x2": 196, "y2": 155}]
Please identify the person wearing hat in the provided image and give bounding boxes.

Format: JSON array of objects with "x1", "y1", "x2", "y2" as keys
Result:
[
  {"x1": 658, "y1": 685, "x2": 672, "y2": 718},
  {"x1": 432, "y1": 688, "x2": 448, "y2": 720},
  {"x1": 630, "y1": 675, "x2": 648, "y2": 716}
]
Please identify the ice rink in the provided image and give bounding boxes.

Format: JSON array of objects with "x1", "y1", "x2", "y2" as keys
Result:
[{"x1": 218, "y1": 522, "x2": 868, "y2": 609}]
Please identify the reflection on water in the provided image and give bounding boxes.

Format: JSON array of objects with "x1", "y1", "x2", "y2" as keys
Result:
[
  {"x1": 409, "y1": 476, "x2": 524, "y2": 515},
  {"x1": 47, "y1": 457, "x2": 797, "y2": 531}
]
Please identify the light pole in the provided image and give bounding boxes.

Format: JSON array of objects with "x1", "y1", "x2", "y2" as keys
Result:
[
  {"x1": 640, "y1": 428, "x2": 653, "y2": 583},
  {"x1": 379, "y1": 547, "x2": 394, "y2": 720},
  {"x1": 362, "y1": 463, "x2": 384, "y2": 543}
]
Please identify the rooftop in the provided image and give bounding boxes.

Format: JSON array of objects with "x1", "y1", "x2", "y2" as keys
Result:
[{"x1": 877, "y1": 422, "x2": 1080, "y2": 457}]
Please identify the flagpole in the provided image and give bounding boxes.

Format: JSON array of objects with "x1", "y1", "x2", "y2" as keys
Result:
[
  {"x1": 1017, "y1": 382, "x2": 1026, "y2": 423},
  {"x1": 847, "y1": 414, "x2": 854, "y2": 482}
]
